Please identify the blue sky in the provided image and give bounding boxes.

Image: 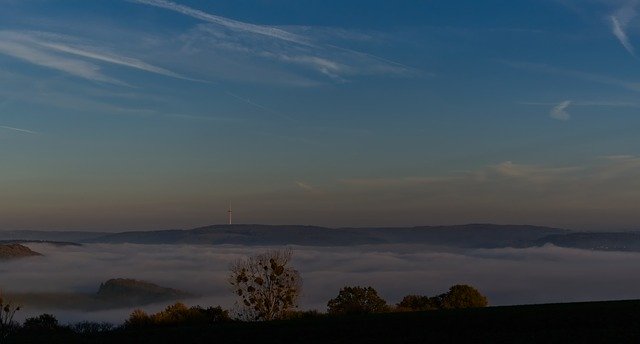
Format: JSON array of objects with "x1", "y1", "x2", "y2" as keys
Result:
[{"x1": 1, "y1": 0, "x2": 640, "y2": 230}]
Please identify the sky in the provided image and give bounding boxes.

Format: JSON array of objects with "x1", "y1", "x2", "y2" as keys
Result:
[{"x1": 1, "y1": 0, "x2": 640, "y2": 231}]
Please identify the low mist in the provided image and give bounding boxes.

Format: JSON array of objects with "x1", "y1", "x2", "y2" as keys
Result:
[{"x1": 2, "y1": 243, "x2": 640, "y2": 324}]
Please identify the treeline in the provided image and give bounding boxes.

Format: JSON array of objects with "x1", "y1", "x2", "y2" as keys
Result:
[{"x1": 1, "y1": 284, "x2": 488, "y2": 339}]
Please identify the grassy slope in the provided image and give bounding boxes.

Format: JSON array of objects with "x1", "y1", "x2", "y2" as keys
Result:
[{"x1": 9, "y1": 300, "x2": 640, "y2": 344}]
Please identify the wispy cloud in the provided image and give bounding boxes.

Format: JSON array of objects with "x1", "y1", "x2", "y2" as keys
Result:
[
  {"x1": 340, "y1": 176, "x2": 456, "y2": 188},
  {"x1": 0, "y1": 32, "x2": 122, "y2": 84},
  {"x1": 610, "y1": 1, "x2": 638, "y2": 57},
  {"x1": 131, "y1": 0, "x2": 414, "y2": 82},
  {"x1": 294, "y1": 181, "x2": 322, "y2": 194},
  {"x1": 611, "y1": 16, "x2": 635, "y2": 56},
  {"x1": 489, "y1": 161, "x2": 580, "y2": 182},
  {"x1": 0, "y1": 31, "x2": 191, "y2": 84},
  {"x1": 550, "y1": 100, "x2": 572, "y2": 121},
  {"x1": 504, "y1": 61, "x2": 640, "y2": 92},
  {"x1": 130, "y1": 0, "x2": 311, "y2": 45},
  {"x1": 340, "y1": 162, "x2": 581, "y2": 189},
  {"x1": 521, "y1": 100, "x2": 640, "y2": 108},
  {"x1": 0, "y1": 125, "x2": 37, "y2": 134},
  {"x1": 36, "y1": 41, "x2": 187, "y2": 80},
  {"x1": 259, "y1": 52, "x2": 347, "y2": 82}
]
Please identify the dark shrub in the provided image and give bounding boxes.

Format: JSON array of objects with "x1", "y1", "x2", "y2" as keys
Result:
[
  {"x1": 23, "y1": 313, "x2": 59, "y2": 331},
  {"x1": 397, "y1": 295, "x2": 439, "y2": 311},
  {"x1": 327, "y1": 286, "x2": 389, "y2": 315},
  {"x1": 125, "y1": 303, "x2": 230, "y2": 328},
  {"x1": 439, "y1": 284, "x2": 488, "y2": 309},
  {"x1": 72, "y1": 321, "x2": 114, "y2": 334}
]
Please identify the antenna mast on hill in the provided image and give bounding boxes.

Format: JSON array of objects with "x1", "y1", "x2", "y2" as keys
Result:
[{"x1": 227, "y1": 201, "x2": 232, "y2": 225}]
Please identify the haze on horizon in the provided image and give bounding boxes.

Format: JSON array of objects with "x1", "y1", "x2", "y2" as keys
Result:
[
  {"x1": 1, "y1": 0, "x2": 640, "y2": 231},
  {"x1": 6, "y1": 242, "x2": 640, "y2": 324}
]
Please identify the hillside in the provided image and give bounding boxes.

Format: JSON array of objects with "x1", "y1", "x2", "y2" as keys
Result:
[
  {"x1": 536, "y1": 232, "x2": 640, "y2": 251},
  {"x1": 82, "y1": 224, "x2": 569, "y2": 248},
  {"x1": 7, "y1": 300, "x2": 640, "y2": 343},
  {"x1": 0, "y1": 230, "x2": 107, "y2": 242},
  {"x1": 0, "y1": 244, "x2": 42, "y2": 260},
  {"x1": 6, "y1": 224, "x2": 640, "y2": 252}
]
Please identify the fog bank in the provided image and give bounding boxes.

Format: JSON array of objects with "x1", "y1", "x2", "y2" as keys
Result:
[{"x1": 1, "y1": 243, "x2": 640, "y2": 323}]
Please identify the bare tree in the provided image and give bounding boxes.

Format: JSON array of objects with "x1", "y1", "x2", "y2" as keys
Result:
[{"x1": 229, "y1": 249, "x2": 302, "y2": 321}]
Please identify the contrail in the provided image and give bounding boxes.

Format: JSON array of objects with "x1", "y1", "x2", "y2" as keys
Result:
[
  {"x1": 609, "y1": 1, "x2": 639, "y2": 57},
  {"x1": 326, "y1": 44, "x2": 413, "y2": 70},
  {"x1": 129, "y1": 0, "x2": 416, "y2": 119},
  {"x1": 0, "y1": 125, "x2": 38, "y2": 134},
  {"x1": 130, "y1": 0, "x2": 311, "y2": 46},
  {"x1": 611, "y1": 16, "x2": 636, "y2": 57},
  {"x1": 0, "y1": 36, "x2": 124, "y2": 85},
  {"x1": 130, "y1": 0, "x2": 413, "y2": 71},
  {"x1": 0, "y1": 30, "x2": 205, "y2": 84},
  {"x1": 37, "y1": 41, "x2": 189, "y2": 80}
]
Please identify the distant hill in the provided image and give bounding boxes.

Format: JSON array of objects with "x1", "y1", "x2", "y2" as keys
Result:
[
  {"x1": 81, "y1": 224, "x2": 569, "y2": 248},
  {"x1": 0, "y1": 230, "x2": 107, "y2": 242},
  {"x1": 535, "y1": 232, "x2": 640, "y2": 251},
  {"x1": 6, "y1": 224, "x2": 640, "y2": 252},
  {"x1": 83, "y1": 225, "x2": 380, "y2": 246},
  {"x1": 0, "y1": 240, "x2": 80, "y2": 246},
  {"x1": 0, "y1": 244, "x2": 42, "y2": 260}
]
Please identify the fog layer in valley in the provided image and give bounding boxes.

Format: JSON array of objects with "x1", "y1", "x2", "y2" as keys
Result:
[{"x1": 1, "y1": 243, "x2": 640, "y2": 324}]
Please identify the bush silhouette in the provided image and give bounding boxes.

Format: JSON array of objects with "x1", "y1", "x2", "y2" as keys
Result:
[
  {"x1": 327, "y1": 286, "x2": 389, "y2": 315},
  {"x1": 200, "y1": 306, "x2": 231, "y2": 323},
  {"x1": 23, "y1": 313, "x2": 60, "y2": 331},
  {"x1": 125, "y1": 303, "x2": 230, "y2": 328},
  {"x1": 72, "y1": 321, "x2": 114, "y2": 335},
  {"x1": 125, "y1": 309, "x2": 152, "y2": 327},
  {"x1": 284, "y1": 309, "x2": 324, "y2": 320},
  {"x1": 397, "y1": 295, "x2": 438, "y2": 311},
  {"x1": 439, "y1": 284, "x2": 488, "y2": 309},
  {"x1": 398, "y1": 284, "x2": 488, "y2": 311}
]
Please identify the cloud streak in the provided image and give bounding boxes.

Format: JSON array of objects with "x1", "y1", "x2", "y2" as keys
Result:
[
  {"x1": 505, "y1": 61, "x2": 640, "y2": 92},
  {"x1": 0, "y1": 31, "x2": 192, "y2": 84},
  {"x1": 0, "y1": 125, "x2": 37, "y2": 134},
  {"x1": 294, "y1": 181, "x2": 322, "y2": 194},
  {"x1": 521, "y1": 100, "x2": 640, "y2": 108},
  {"x1": 610, "y1": 1, "x2": 638, "y2": 57},
  {"x1": 130, "y1": 0, "x2": 311, "y2": 46},
  {"x1": 131, "y1": 0, "x2": 414, "y2": 82},
  {"x1": 36, "y1": 41, "x2": 188, "y2": 80},
  {"x1": 611, "y1": 15, "x2": 636, "y2": 56},
  {"x1": 550, "y1": 100, "x2": 572, "y2": 120},
  {"x1": 0, "y1": 33, "x2": 122, "y2": 84},
  {"x1": 328, "y1": 156, "x2": 640, "y2": 228}
]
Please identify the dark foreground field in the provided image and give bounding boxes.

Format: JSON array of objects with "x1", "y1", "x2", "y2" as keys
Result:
[{"x1": 8, "y1": 300, "x2": 640, "y2": 343}]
